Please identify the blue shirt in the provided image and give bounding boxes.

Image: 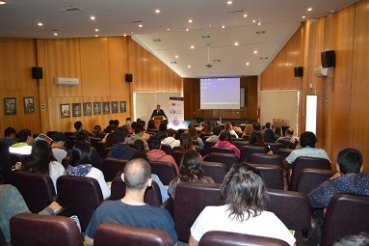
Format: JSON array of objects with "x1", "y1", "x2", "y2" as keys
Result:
[
  {"x1": 307, "y1": 173, "x2": 369, "y2": 208},
  {"x1": 286, "y1": 146, "x2": 330, "y2": 164}
]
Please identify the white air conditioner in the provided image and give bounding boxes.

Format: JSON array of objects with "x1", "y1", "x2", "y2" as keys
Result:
[
  {"x1": 54, "y1": 77, "x2": 79, "y2": 86},
  {"x1": 314, "y1": 66, "x2": 328, "y2": 77}
]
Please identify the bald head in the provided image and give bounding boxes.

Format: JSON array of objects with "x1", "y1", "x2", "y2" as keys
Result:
[{"x1": 123, "y1": 158, "x2": 151, "y2": 190}]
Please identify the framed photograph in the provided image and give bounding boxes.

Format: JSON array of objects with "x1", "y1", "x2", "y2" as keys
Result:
[
  {"x1": 72, "y1": 103, "x2": 82, "y2": 117},
  {"x1": 120, "y1": 101, "x2": 126, "y2": 113},
  {"x1": 93, "y1": 102, "x2": 101, "y2": 115},
  {"x1": 60, "y1": 104, "x2": 70, "y2": 118},
  {"x1": 111, "y1": 101, "x2": 118, "y2": 114},
  {"x1": 4, "y1": 97, "x2": 16, "y2": 115},
  {"x1": 102, "y1": 102, "x2": 110, "y2": 115},
  {"x1": 24, "y1": 97, "x2": 35, "y2": 113},
  {"x1": 83, "y1": 102, "x2": 92, "y2": 116}
]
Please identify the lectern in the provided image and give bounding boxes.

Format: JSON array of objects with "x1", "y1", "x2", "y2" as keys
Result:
[{"x1": 153, "y1": 116, "x2": 164, "y2": 129}]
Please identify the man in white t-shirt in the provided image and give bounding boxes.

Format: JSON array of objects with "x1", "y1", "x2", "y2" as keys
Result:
[{"x1": 189, "y1": 163, "x2": 296, "y2": 246}]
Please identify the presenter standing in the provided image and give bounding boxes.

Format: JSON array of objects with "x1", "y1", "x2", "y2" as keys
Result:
[{"x1": 151, "y1": 104, "x2": 167, "y2": 119}]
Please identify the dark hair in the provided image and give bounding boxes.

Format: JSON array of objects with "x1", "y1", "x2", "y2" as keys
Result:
[
  {"x1": 285, "y1": 128, "x2": 294, "y2": 136},
  {"x1": 212, "y1": 127, "x2": 221, "y2": 136},
  {"x1": 0, "y1": 141, "x2": 11, "y2": 167},
  {"x1": 337, "y1": 148, "x2": 362, "y2": 174},
  {"x1": 253, "y1": 123, "x2": 261, "y2": 131},
  {"x1": 219, "y1": 132, "x2": 231, "y2": 141},
  {"x1": 180, "y1": 132, "x2": 194, "y2": 151},
  {"x1": 124, "y1": 158, "x2": 151, "y2": 190},
  {"x1": 149, "y1": 137, "x2": 161, "y2": 150},
  {"x1": 188, "y1": 126, "x2": 199, "y2": 140},
  {"x1": 109, "y1": 120, "x2": 115, "y2": 125},
  {"x1": 69, "y1": 142, "x2": 92, "y2": 166},
  {"x1": 112, "y1": 127, "x2": 128, "y2": 143},
  {"x1": 92, "y1": 125, "x2": 102, "y2": 134},
  {"x1": 74, "y1": 121, "x2": 82, "y2": 131},
  {"x1": 134, "y1": 124, "x2": 143, "y2": 134},
  {"x1": 159, "y1": 123, "x2": 167, "y2": 132},
  {"x1": 75, "y1": 131, "x2": 90, "y2": 142},
  {"x1": 24, "y1": 140, "x2": 55, "y2": 175},
  {"x1": 300, "y1": 131, "x2": 317, "y2": 148},
  {"x1": 249, "y1": 131, "x2": 264, "y2": 145},
  {"x1": 220, "y1": 162, "x2": 267, "y2": 222},
  {"x1": 4, "y1": 127, "x2": 16, "y2": 137},
  {"x1": 179, "y1": 150, "x2": 207, "y2": 181},
  {"x1": 126, "y1": 117, "x2": 131, "y2": 121},
  {"x1": 113, "y1": 120, "x2": 119, "y2": 127},
  {"x1": 17, "y1": 129, "x2": 32, "y2": 142},
  {"x1": 133, "y1": 139, "x2": 146, "y2": 152},
  {"x1": 148, "y1": 120, "x2": 156, "y2": 130},
  {"x1": 265, "y1": 122, "x2": 271, "y2": 129}
]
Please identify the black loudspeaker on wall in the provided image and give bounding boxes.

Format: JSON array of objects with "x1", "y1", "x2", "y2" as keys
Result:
[
  {"x1": 125, "y1": 73, "x2": 133, "y2": 83},
  {"x1": 321, "y1": 50, "x2": 336, "y2": 68},
  {"x1": 32, "y1": 67, "x2": 43, "y2": 79},
  {"x1": 294, "y1": 67, "x2": 303, "y2": 77}
]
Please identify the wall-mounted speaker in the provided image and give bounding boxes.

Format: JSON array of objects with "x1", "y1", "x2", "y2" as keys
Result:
[
  {"x1": 32, "y1": 67, "x2": 43, "y2": 79},
  {"x1": 321, "y1": 50, "x2": 336, "y2": 68},
  {"x1": 294, "y1": 67, "x2": 303, "y2": 77},
  {"x1": 125, "y1": 73, "x2": 133, "y2": 83}
]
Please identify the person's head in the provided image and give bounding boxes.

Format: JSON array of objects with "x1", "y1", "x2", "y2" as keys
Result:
[
  {"x1": 134, "y1": 123, "x2": 143, "y2": 135},
  {"x1": 131, "y1": 121, "x2": 137, "y2": 131},
  {"x1": 148, "y1": 119, "x2": 156, "y2": 129},
  {"x1": 274, "y1": 126, "x2": 282, "y2": 136},
  {"x1": 29, "y1": 140, "x2": 55, "y2": 174},
  {"x1": 149, "y1": 137, "x2": 161, "y2": 150},
  {"x1": 188, "y1": 126, "x2": 198, "y2": 139},
  {"x1": 109, "y1": 119, "x2": 115, "y2": 126},
  {"x1": 243, "y1": 124, "x2": 254, "y2": 136},
  {"x1": 285, "y1": 128, "x2": 294, "y2": 137},
  {"x1": 69, "y1": 142, "x2": 92, "y2": 166},
  {"x1": 92, "y1": 125, "x2": 102, "y2": 134},
  {"x1": 220, "y1": 163, "x2": 267, "y2": 222},
  {"x1": 4, "y1": 127, "x2": 16, "y2": 138},
  {"x1": 265, "y1": 122, "x2": 271, "y2": 129},
  {"x1": 0, "y1": 141, "x2": 11, "y2": 166},
  {"x1": 112, "y1": 127, "x2": 128, "y2": 144},
  {"x1": 179, "y1": 150, "x2": 205, "y2": 181},
  {"x1": 17, "y1": 129, "x2": 33, "y2": 144},
  {"x1": 133, "y1": 139, "x2": 146, "y2": 152},
  {"x1": 52, "y1": 132, "x2": 67, "y2": 144},
  {"x1": 75, "y1": 131, "x2": 90, "y2": 143},
  {"x1": 159, "y1": 123, "x2": 167, "y2": 132},
  {"x1": 74, "y1": 121, "x2": 83, "y2": 131},
  {"x1": 336, "y1": 148, "x2": 363, "y2": 174},
  {"x1": 300, "y1": 131, "x2": 317, "y2": 148},
  {"x1": 122, "y1": 158, "x2": 152, "y2": 191},
  {"x1": 224, "y1": 122, "x2": 233, "y2": 131},
  {"x1": 113, "y1": 120, "x2": 120, "y2": 127},
  {"x1": 180, "y1": 132, "x2": 193, "y2": 151},
  {"x1": 253, "y1": 122, "x2": 261, "y2": 131},
  {"x1": 156, "y1": 104, "x2": 161, "y2": 110},
  {"x1": 212, "y1": 126, "x2": 221, "y2": 136},
  {"x1": 219, "y1": 132, "x2": 231, "y2": 141}
]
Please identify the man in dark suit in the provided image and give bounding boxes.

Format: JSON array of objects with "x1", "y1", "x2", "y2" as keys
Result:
[{"x1": 151, "y1": 104, "x2": 167, "y2": 119}]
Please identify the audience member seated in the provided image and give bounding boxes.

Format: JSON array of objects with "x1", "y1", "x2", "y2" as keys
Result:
[
  {"x1": 232, "y1": 121, "x2": 242, "y2": 135},
  {"x1": 274, "y1": 126, "x2": 282, "y2": 140},
  {"x1": 127, "y1": 124, "x2": 149, "y2": 151},
  {"x1": 107, "y1": 127, "x2": 136, "y2": 160},
  {"x1": 224, "y1": 122, "x2": 238, "y2": 138},
  {"x1": 179, "y1": 132, "x2": 197, "y2": 152},
  {"x1": 84, "y1": 158, "x2": 177, "y2": 245},
  {"x1": 22, "y1": 140, "x2": 65, "y2": 193},
  {"x1": 103, "y1": 119, "x2": 119, "y2": 134},
  {"x1": 263, "y1": 122, "x2": 276, "y2": 143},
  {"x1": 308, "y1": 148, "x2": 369, "y2": 209},
  {"x1": 147, "y1": 119, "x2": 157, "y2": 132},
  {"x1": 189, "y1": 126, "x2": 204, "y2": 150},
  {"x1": 249, "y1": 123, "x2": 273, "y2": 154},
  {"x1": 276, "y1": 128, "x2": 299, "y2": 149},
  {"x1": 242, "y1": 123, "x2": 254, "y2": 139},
  {"x1": 153, "y1": 123, "x2": 168, "y2": 141},
  {"x1": 285, "y1": 131, "x2": 330, "y2": 166},
  {"x1": 51, "y1": 132, "x2": 68, "y2": 164},
  {"x1": 147, "y1": 138, "x2": 177, "y2": 167},
  {"x1": 214, "y1": 132, "x2": 240, "y2": 159},
  {"x1": 0, "y1": 127, "x2": 17, "y2": 147},
  {"x1": 139, "y1": 121, "x2": 151, "y2": 141},
  {"x1": 74, "y1": 131, "x2": 103, "y2": 170},
  {"x1": 168, "y1": 150, "x2": 214, "y2": 199},
  {"x1": 66, "y1": 142, "x2": 110, "y2": 199},
  {"x1": 161, "y1": 129, "x2": 180, "y2": 149},
  {"x1": 0, "y1": 184, "x2": 62, "y2": 244},
  {"x1": 205, "y1": 126, "x2": 221, "y2": 143},
  {"x1": 92, "y1": 125, "x2": 106, "y2": 139},
  {"x1": 74, "y1": 120, "x2": 93, "y2": 136},
  {"x1": 188, "y1": 163, "x2": 296, "y2": 246},
  {"x1": 9, "y1": 129, "x2": 33, "y2": 155},
  {"x1": 0, "y1": 142, "x2": 21, "y2": 185}
]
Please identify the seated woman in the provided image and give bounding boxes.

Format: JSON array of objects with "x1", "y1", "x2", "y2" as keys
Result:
[
  {"x1": 189, "y1": 163, "x2": 296, "y2": 246},
  {"x1": 242, "y1": 123, "x2": 254, "y2": 140},
  {"x1": 66, "y1": 142, "x2": 111, "y2": 199},
  {"x1": 249, "y1": 123, "x2": 273, "y2": 155},
  {"x1": 22, "y1": 140, "x2": 65, "y2": 193},
  {"x1": 214, "y1": 132, "x2": 240, "y2": 159},
  {"x1": 178, "y1": 132, "x2": 197, "y2": 152},
  {"x1": 224, "y1": 122, "x2": 238, "y2": 138},
  {"x1": 189, "y1": 126, "x2": 204, "y2": 151},
  {"x1": 168, "y1": 150, "x2": 214, "y2": 199}
]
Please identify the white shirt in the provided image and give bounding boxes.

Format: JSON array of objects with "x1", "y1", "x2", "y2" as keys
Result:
[
  {"x1": 191, "y1": 204, "x2": 296, "y2": 246},
  {"x1": 52, "y1": 148, "x2": 67, "y2": 164},
  {"x1": 86, "y1": 167, "x2": 111, "y2": 199},
  {"x1": 49, "y1": 161, "x2": 66, "y2": 193},
  {"x1": 161, "y1": 137, "x2": 180, "y2": 149}
]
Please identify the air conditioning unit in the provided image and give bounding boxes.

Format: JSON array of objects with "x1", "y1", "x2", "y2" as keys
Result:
[
  {"x1": 54, "y1": 77, "x2": 79, "y2": 86},
  {"x1": 314, "y1": 66, "x2": 328, "y2": 77}
]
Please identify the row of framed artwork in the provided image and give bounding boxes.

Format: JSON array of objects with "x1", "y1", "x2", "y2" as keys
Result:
[
  {"x1": 60, "y1": 101, "x2": 127, "y2": 118},
  {"x1": 4, "y1": 97, "x2": 35, "y2": 115}
]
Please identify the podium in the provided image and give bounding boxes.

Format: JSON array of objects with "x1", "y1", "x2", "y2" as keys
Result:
[{"x1": 153, "y1": 116, "x2": 164, "y2": 130}]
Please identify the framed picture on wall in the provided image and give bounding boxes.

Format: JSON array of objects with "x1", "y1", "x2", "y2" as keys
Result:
[
  {"x1": 4, "y1": 97, "x2": 16, "y2": 115},
  {"x1": 111, "y1": 101, "x2": 118, "y2": 114},
  {"x1": 72, "y1": 103, "x2": 82, "y2": 117},
  {"x1": 120, "y1": 101, "x2": 126, "y2": 113},
  {"x1": 93, "y1": 102, "x2": 101, "y2": 115},
  {"x1": 24, "y1": 97, "x2": 35, "y2": 113},
  {"x1": 83, "y1": 102, "x2": 92, "y2": 116},
  {"x1": 60, "y1": 104, "x2": 70, "y2": 118},
  {"x1": 102, "y1": 102, "x2": 110, "y2": 115}
]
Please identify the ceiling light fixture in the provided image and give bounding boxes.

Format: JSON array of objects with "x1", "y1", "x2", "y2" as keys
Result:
[
  {"x1": 257, "y1": 22, "x2": 261, "y2": 26},
  {"x1": 90, "y1": 16, "x2": 96, "y2": 20},
  {"x1": 0, "y1": 0, "x2": 7, "y2": 5},
  {"x1": 187, "y1": 65, "x2": 191, "y2": 69},
  {"x1": 37, "y1": 22, "x2": 43, "y2": 27},
  {"x1": 190, "y1": 45, "x2": 195, "y2": 49},
  {"x1": 307, "y1": 7, "x2": 313, "y2": 12},
  {"x1": 155, "y1": 9, "x2": 160, "y2": 14},
  {"x1": 95, "y1": 34, "x2": 99, "y2": 37},
  {"x1": 138, "y1": 24, "x2": 143, "y2": 28},
  {"x1": 221, "y1": 25, "x2": 225, "y2": 29},
  {"x1": 123, "y1": 33, "x2": 127, "y2": 37},
  {"x1": 186, "y1": 28, "x2": 189, "y2": 32},
  {"x1": 53, "y1": 32, "x2": 58, "y2": 36},
  {"x1": 302, "y1": 15, "x2": 306, "y2": 19},
  {"x1": 226, "y1": 0, "x2": 233, "y2": 5},
  {"x1": 166, "y1": 28, "x2": 170, "y2": 31},
  {"x1": 243, "y1": 14, "x2": 248, "y2": 18},
  {"x1": 252, "y1": 19, "x2": 256, "y2": 23},
  {"x1": 94, "y1": 28, "x2": 99, "y2": 32},
  {"x1": 188, "y1": 19, "x2": 193, "y2": 23},
  {"x1": 253, "y1": 50, "x2": 258, "y2": 54},
  {"x1": 208, "y1": 24, "x2": 212, "y2": 27},
  {"x1": 234, "y1": 41, "x2": 239, "y2": 46},
  {"x1": 175, "y1": 55, "x2": 179, "y2": 59},
  {"x1": 245, "y1": 62, "x2": 250, "y2": 66}
]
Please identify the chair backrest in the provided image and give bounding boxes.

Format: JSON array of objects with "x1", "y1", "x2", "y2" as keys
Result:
[
  {"x1": 174, "y1": 182, "x2": 224, "y2": 242},
  {"x1": 232, "y1": 140, "x2": 249, "y2": 150},
  {"x1": 102, "y1": 157, "x2": 128, "y2": 182},
  {"x1": 110, "y1": 175, "x2": 162, "y2": 207},
  {"x1": 240, "y1": 145, "x2": 266, "y2": 162},
  {"x1": 149, "y1": 161, "x2": 178, "y2": 185},
  {"x1": 91, "y1": 141, "x2": 108, "y2": 159},
  {"x1": 210, "y1": 147, "x2": 234, "y2": 154},
  {"x1": 277, "y1": 148, "x2": 293, "y2": 161},
  {"x1": 268, "y1": 143, "x2": 284, "y2": 153},
  {"x1": 94, "y1": 223, "x2": 173, "y2": 246},
  {"x1": 290, "y1": 157, "x2": 331, "y2": 191},
  {"x1": 57, "y1": 175, "x2": 103, "y2": 232},
  {"x1": 199, "y1": 231, "x2": 289, "y2": 246},
  {"x1": 161, "y1": 144, "x2": 172, "y2": 155},
  {"x1": 248, "y1": 153, "x2": 282, "y2": 168},
  {"x1": 204, "y1": 152, "x2": 238, "y2": 170},
  {"x1": 201, "y1": 161, "x2": 227, "y2": 183},
  {"x1": 171, "y1": 150, "x2": 183, "y2": 167},
  {"x1": 13, "y1": 171, "x2": 56, "y2": 213},
  {"x1": 202, "y1": 141, "x2": 215, "y2": 155},
  {"x1": 297, "y1": 168, "x2": 333, "y2": 194},
  {"x1": 266, "y1": 189, "x2": 315, "y2": 245},
  {"x1": 249, "y1": 164, "x2": 284, "y2": 190},
  {"x1": 322, "y1": 194, "x2": 369, "y2": 246},
  {"x1": 10, "y1": 213, "x2": 83, "y2": 246}
]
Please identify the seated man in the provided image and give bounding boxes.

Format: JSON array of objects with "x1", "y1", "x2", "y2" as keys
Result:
[
  {"x1": 161, "y1": 129, "x2": 180, "y2": 149},
  {"x1": 127, "y1": 124, "x2": 149, "y2": 151},
  {"x1": 84, "y1": 158, "x2": 177, "y2": 245},
  {"x1": 107, "y1": 127, "x2": 136, "y2": 160},
  {"x1": 0, "y1": 127, "x2": 17, "y2": 147},
  {"x1": 276, "y1": 127, "x2": 299, "y2": 149},
  {"x1": 9, "y1": 129, "x2": 33, "y2": 155},
  {"x1": 205, "y1": 126, "x2": 221, "y2": 143},
  {"x1": 308, "y1": 148, "x2": 369, "y2": 209},
  {"x1": 189, "y1": 163, "x2": 295, "y2": 246}
]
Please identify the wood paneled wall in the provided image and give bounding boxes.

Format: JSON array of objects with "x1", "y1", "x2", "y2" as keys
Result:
[
  {"x1": 260, "y1": 0, "x2": 369, "y2": 172},
  {"x1": 183, "y1": 76, "x2": 258, "y2": 121}
]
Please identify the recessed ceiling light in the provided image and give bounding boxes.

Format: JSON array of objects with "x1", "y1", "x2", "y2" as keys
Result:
[
  {"x1": 0, "y1": 0, "x2": 7, "y2": 5},
  {"x1": 243, "y1": 14, "x2": 248, "y2": 18},
  {"x1": 37, "y1": 22, "x2": 43, "y2": 27},
  {"x1": 307, "y1": 7, "x2": 313, "y2": 12},
  {"x1": 226, "y1": 0, "x2": 233, "y2": 5},
  {"x1": 90, "y1": 16, "x2": 96, "y2": 21},
  {"x1": 94, "y1": 28, "x2": 99, "y2": 32},
  {"x1": 252, "y1": 19, "x2": 256, "y2": 23},
  {"x1": 302, "y1": 15, "x2": 306, "y2": 19},
  {"x1": 123, "y1": 33, "x2": 127, "y2": 37},
  {"x1": 186, "y1": 28, "x2": 189, "y2": 32},
  {"x1": 208, "y1": 24, "x2": 212, "y2": 27},
  {"x1": 155, "y1": 9, "x2": 160, "y2": 14},
  {"x1": 175, "y1": 55, "x2": 179, "y2": 59},
  {"x1": 166, "y1": 28, "x2": 170, "y2": 31},
  {"x1": 190, "y1": 45, "x2": 195, "y2": 49},
  {"x1": 188, "y1": 19, "x2": 193, "y2": 23},
  {"x1": 234, "y1": 41, "x2": 239, "y2": 46},
  {"x1": 53, "y1": 32, "x2": 58, "y2": 36},
  {"x1": 221, "y1": 25, "x2": 225, "y2": 29},
  {"x1": 95, "y1": 34, "x2": 99, "y2": 37},
  {"x1": 253, "y1": 50, "x2": 258, "y2": 54},
  {"x1": 138, "y1": 24, "x2": 143, "y2": 28},
  {"x1": 187, "y1": 65, "x2": 191, "y2": 69},
  {"x1": 245, "y1": 62, "x2": 250, "y2": 66},
  {"x1": 257, "y1": 22, "x2": 261, "y2": 26}
]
